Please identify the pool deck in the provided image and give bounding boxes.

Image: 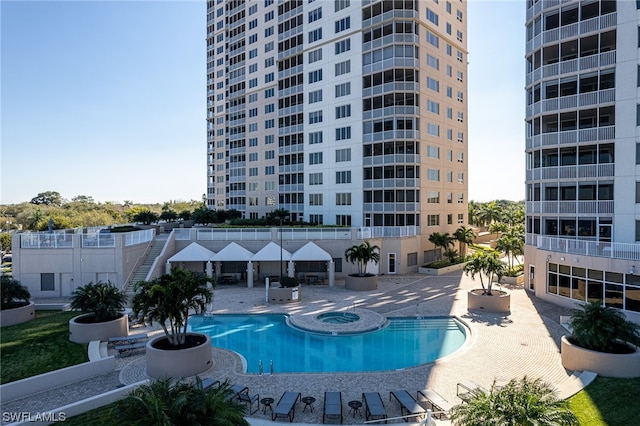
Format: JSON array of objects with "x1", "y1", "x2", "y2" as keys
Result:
[{"x1": 2, "y1": 271, "x2": 576, "y2": 424}]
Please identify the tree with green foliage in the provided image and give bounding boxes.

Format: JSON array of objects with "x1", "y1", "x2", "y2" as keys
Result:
[
  {"x1": 111, "y1": 377, "x2": 249, "y2": 426},
  {"x1": 0, "y1": 233, "x2": 12, "y2": 253},
  {"x1": 464, "y1": 250, "x2": 506, "y2": 295},
  {"x1": 30, "y1": 191, "x2": 63, "y2": 206},
  {"x1": 131, "y1": 209, "x2": 159, "y2": 225},
  {"x1": 70, "y1": 281, "x2": 127, "y2": 323},
  {"x1": 132, "y1": 268, "x2": 212, "y2": 347},
  {"x1": 344, "y1": 241, "x2": 380, "y2": 276},
  {"x1": 450, "y1": 376, "x2": 578, "y2": 426},
  {"x1": 569, "y1": 300, "x2": 640, "y2": 353},
  {"x1": 192, "y1": 205, "x2": 217, "y2": 225},
  {"x1": 1, "y1": 276, "x2": 30, "y2": 310},
  {"x1": 429, "y1": 232, "x2": 454, "y2": 260},
  {"x1": 454, "y1": 226, "x2": 476, "y2": 258},
  {"x1": 265, "y1": 208, "x2": 290, "y2": 225}
]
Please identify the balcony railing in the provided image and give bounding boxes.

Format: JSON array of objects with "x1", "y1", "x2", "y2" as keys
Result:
[
  {"x1": 535, "y1": 236, "x2": 640, "y2": 261},
  {"x1": 526, "y1": 126, "x2": 615, "y2": 149},
  {"x1": 20, "y1": 233, "x2": 74, "y2": 249},
  {"x1": 529, "y1": 88, "x2": 615, "y2": 116},
  {"x1": 526, "y1": 163, "x2": 614, "y2": 181},
  {"x1": 526, "y1": 12, "x2": 616, "y2": 52},
  {"x1": 525, "y1": 200, "x2": 614, "y2": 214}
]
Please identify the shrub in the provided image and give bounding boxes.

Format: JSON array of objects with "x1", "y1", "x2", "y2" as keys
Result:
[
  {"x1": 1, "y1": 276, "x2": 30, "y2": 310},
  {"x1": 279, "y1": 276, "x2": 299, "y2": 288},
  {"x1": 70, "y1": 281, "x2": 127, "y2": 323},
  {"x1": 569, "y1": 300, "x2": 640, "y2": 353}
]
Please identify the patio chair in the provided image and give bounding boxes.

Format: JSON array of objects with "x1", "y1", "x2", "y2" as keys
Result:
[
  {"x1": 456, "y1": 381, "x2": 482, "y2": 403},
  {"x1": 201, "y1": 377, "x2": 221, "y2": 389},
  {"x1": 417, "y1": 389, "x2": 453, "y2": 419},
  {"x1": 272, "y1": 391, "x2": 301, "y2": 422},
  {"x1": 238, "y1": 391, "x2": 260, "y2": 415},
  {"x1": 389, "y1": 390, "x2": 426, "y2": 422},
  {"x1": 323, "y1": 391, "x2": 343, "y2": 424},
  {"x1": 362, "y1": 392, "x2": 387, "y2": 423}
]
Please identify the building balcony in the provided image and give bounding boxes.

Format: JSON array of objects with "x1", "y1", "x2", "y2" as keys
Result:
[
  {"x1": 526, "y1": 88, "x2": 615, "y2": 117},
  {"x1": 363, "y1": 106, "x2": 420, "y2": 120},
  {"x1": 526, "y1": 163, "x2": 614, "y2": 181},
  {"x1": 526, "y1": 126, "x2": 615, "y2": 149},
  {"x1": 363, "y1": 202, "x2": 420, "y2": 212},
  {"x1": 363, "y1": 82, "x2": 420, "y2": 98},
  {"x1": 527, "y1": 51, "x2": 616, "y2": 86},
  {"x1": 362, "y1": 9, "x2": 418, "y2": 29},
  {"x1": 526, "y1": 12, "x2": 616, "y2": 52},
  {"x1": 278, "y1": 164, "x2": 304, "y2": 174},
  {"x1": 363, "y1": 58, "x2": 420, "y2": 76},
  {"x1": 362, "y1": 34, "x2": 419, "y2": 53},
  {"x1": 363, "y1": 178, "x2": 420, "y2": 189},
  {"x1": 363, "y1": 129, "x2": 419, "y2": 143},
  {"x1": 533, "y1": 235, "x2": 640, "y2": 261},
  {"x1": 525, "y1": 200, "x2": 614, "y2": 215},
  {"x1": 363, "y1": 153, "x2": 420, "y2": 165}
]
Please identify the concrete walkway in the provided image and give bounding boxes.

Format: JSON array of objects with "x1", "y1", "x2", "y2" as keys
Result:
[{"x1": 2, "y1": 271, "x2": 576, "y2": 424}]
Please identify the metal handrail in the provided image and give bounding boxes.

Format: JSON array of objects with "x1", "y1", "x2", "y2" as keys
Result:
[{"x1": 364, "y1": 409, "x2": 442, "y2": 425}]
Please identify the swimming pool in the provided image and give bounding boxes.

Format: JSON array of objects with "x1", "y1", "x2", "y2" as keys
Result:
[{"x1": 189, "y1": 314, "x2": 467, "y2": 373}]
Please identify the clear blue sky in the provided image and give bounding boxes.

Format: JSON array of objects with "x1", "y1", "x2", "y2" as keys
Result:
[{"x1": 1, "y1": 0, "x2": 525, "y2": 205}]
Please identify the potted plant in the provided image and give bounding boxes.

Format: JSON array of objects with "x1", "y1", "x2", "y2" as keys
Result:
[
  {"x1": 132, "y1": 267, "x2": 213, "y2": 378},
  {"x1": 68, "y1": 281, "x2": 128, "y2": 343},
  {"x1": 0, "y1": 276, "x2": 35, "y2": 327},
  {"x1": 344, "y1": 241, "x2": 380, "y2": 291},
  {"x1": 268, "y1": 276, "x2": 301, "y2": 303},
  {"x1": 450, "y1": 377, "x2": 578, "y2": 425},
  {"x1": 561, "y1": 300, "x2": 640, "y2": 378},
  {"x1": 463, "y1": 249, "x2": 510, "y2": 313}
]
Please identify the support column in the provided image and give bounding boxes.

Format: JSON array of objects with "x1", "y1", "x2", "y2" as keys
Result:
[
  {"x1": 328, "y1": 261, "x2": 335, "y2": 288},
  {"x1": 247, "y1": 261, "x2": 254, "y2": 288}
]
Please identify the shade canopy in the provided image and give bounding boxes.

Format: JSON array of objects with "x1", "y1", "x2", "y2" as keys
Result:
[
  {"x1": 251, "y1": 241, "x2": 292, "y2": 261},
  {"x1": 210, "y1": 242, "x2": 254, "y2": 261},
  {"x1": 167, "y1": 242, "x2": 216, "y2": 262},
  {"x1": 291, "y1": 241, "x2": 333, "y2": 261}
]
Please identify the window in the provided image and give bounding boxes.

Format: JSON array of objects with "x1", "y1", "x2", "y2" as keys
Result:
[
  {"x1": 309, "y1": 111, "x2": 323, "y2": 124},
  {"x1": 447, "y1": 171, "x2": 453, "y2": 182},
  {"x1": 335, "y1": 82, "x2": 351, "y2": 97},
  {"x1": 265, "y1": 150, "x2": 275, "y2": 160},
  {"x1": 447, "y1": 192, "x2": 453, "y2": 203},
  {"x1": 249, "y1": 167, "x2": 258, "y2": 176},
  {"x1": 336, "y1": 105, "x2": 351, "y2": 119},
  {"x1": 427, "y1": 145, "x2": 440, "y2": 159},
  {"x1": 249, "y1": 108, "x2": 258, "y2": 117},
  {"x1": 447, "y1": 129, "x2": 453, "y2": 140},
  {"x1": 265, "y1": 166, "x2": 275, "y2": 175},
  {"x1": 309, "y1": 214, "x2": 324, "y2": 224},
  {"x1": 309, "y1": 193, "x2": 323, "y2": 206},
  {"x1": 426, "y1": 8, "x2": 439, "y2": 25},
  {"x1": 335, "y1": 127, "x2": 351, "y2": 140},
  {"x1": 458, "y1": 172, "x2": 464, "y2": 183},
  {"x1": 336, "y1": 193, "x2": 352, "y2": 205},
  {"x1": 427, "y1": 77, "x2": 439, "y2": 92},
  {"x1": 336, "y1": 148, "x2": 351, "y2": 162},
  {"x1": 265, "y1": 88, "x2": 275, "y2": 97},
  {"x1": 249, "y1": 64, "x2": 258, "y2": 73},
  {"x1": 427, "y1": 215, "x2": 440, "y2": 226},
  {"x1": 265, "y1": 26, "x2": 274, "y2": 37},
  {"x1": 336, "y1": 215, "x2": 351, "y2": 226},
  {"x1": 446, "y1": 22, "x2": 452, "y2": 35},
  {"x1": 249, "y1": 48, "x2": 258, "y2": 58},
  {"x1": 265, "y1": 57, "x2": 274, "y2": 67},
  {"x1": 265, "y1": 134, "x2": 275, "y2": 144},
  {"x1": 446, "y1": 44, "x2": 452, "y2": 56},
  {"x1": 265, "y1": 104, "x2": 275, "y2": 113},
  {"x1": 249, "y1": 123, "x2": 258, "y2": 132},
  {"x1": 309, "y1": 69, "x2": 323, "y2": 83},
  {"x1": 309, "y1": 28, "x2": 323, "y2": 43},
  {"x1": 265, "y1": 181, "x2": 275, "y2": 191},
  {"x1": 265, "y1": 119, "x2": 275, "y2": 128},
  {"x1": 249, "y1": 4, "x2": 257, "y2": 14},
  {"x1": 458, "y1": 152, "x2": 464, "y2": 163},
  {"x1": 427, "y1": 100, "x2": 439, "y2": 114},
  {"x1": 447, "y1": 107, "x2": 453, "y2": 119},
  {"x1": 458, "y1": 193, "x2": 464, "y2": 203},
  {"x1": 335, "y1": 60, "x2": 351, "y2": 76},
  {"x1": 447, "y1": 86, "x2": 453, "y2": 98},
  {"x1": 308, "y1": 7, "x2": 322, "y2": 22},
  {"x1": 457, "y1": 91, "x2": 464, "y2": 102},
  {"x1": 427, "y1": 123, "x2": 440, "y2": 136},
  {"x1": 309, "y1": 172, "x2": 323, "y2": 185},
  {"x1": 447, "y1": 214, "x2": 453, "y2": 225},
  {"x1": 457, "y1": 30, "x2": 463, "y2": 42},
  {"x1": 426, "y1": 30, "x2": 439, "y2": 47},
  {"x1": 249, "y1": 78, "x2": 258, "y2": 88},
  {"x1": 335, "y1": 38, "x2": 351, "y2": 54},
  {"x1": 249, "y1": 152, "x2": 258, "y2": 162},
  {"x1": 458, "y1": 131, "x2": 464, "y2": 143},
  {"x1": 309, "y1": 48, "x2": 323, "y2": 63},
  {"x1": 446, "y1": 1, "x2": 452, "y2": 13},
  {"x1": 309, "y1": 89, "x2": 323, "y2": 104},
  {"x1": 427, "y1": 169, "x2": 440, "y2": 181},
  {"x1": 265, "y1": 41, "x2": 274, "y2": 52},
  {"x1": 309, "y1": 152, "x2": 323, "y2": 164},
  {"x1": 41, "y1": 273, "x2": 54, "y2": 291},
  {"x1": 427, "y1": 54, "x2": 439, "y2": 70},
  {"x1": 335, "y1": 17, "x2": 350, "y2": 33},
  {"x1": 265, "y1": 73, "x2": 275, "y2": 83},
  {"x1": 458, "y1": 213, "x2": 464, "y2": 224},
  {"x1": 457, "y1": 112, "x2": 464, "y2": 122},
  {"x1": 335, "y1": 0, "x2": 350, "y2": 11},
  {"x1": 637, "y1": 104, "x2": 640, "y2": 126},
  {"x1": 336, "y1": 170, "x2": 351, "y2": 183},
  {"x1": 249, "y1": 137, "x2": 258, "y2": 147},
  {"x1": 457, "y1": 9, "x2": 463, "y2": 22},
  {"x1": 427, "y1": 191, "x2": 440, "y2": 203},
  {"x1": 249, "y1": 19, "x2": 258, "y2": 29},
  {"x1": 309, "y1": 131, "x2": 323, "y2": 144},
  {"x1": 265, "y1": 10, "x2": 274, "y2": 21},
  {"x1": 457, "y1": 50, "x2": 463, "y2": 62}
]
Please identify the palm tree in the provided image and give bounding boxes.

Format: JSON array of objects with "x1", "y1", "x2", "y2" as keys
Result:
[
  {"x1": 70, "y1": 281, "x2": 127, "y2": 323},
  {"x1": 495, "y1": 228, "x2": 524, "y2": 270},
  {"x1": 454, "y1": 226, "x2": 476, "y2": 258},
  {"x1": 111, "y1": 378, "x2": 249, "y2": 426},
  {"x1": 132, "y1": 268, "x2": 212, "y2": 347},
  {"x1": 0, "y1": 276, "x2": 30, "y2": 310},
  {"x1": 569, "y1": 300, "x2": 640, "y2": 353},
  {"x1": 450, "y1": 376, "x2": 578, "y2": 426},
  {"x1": 429, "y1": 232, "x2": 454, "y2": 260},
  {"x1": 464, "y1": 250, "x2": 506, "y2": 295},
  {"x1": 344, "y1": 241, "x2": 380, "y2": 276}
]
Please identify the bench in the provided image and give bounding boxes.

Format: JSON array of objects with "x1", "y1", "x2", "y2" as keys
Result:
[
  {"x1": 417, "y1": 389, "x2": 452, "y2": 419},
  {"x1": 115, "y1": 341, "x2": 147, "y2": 356},
  {"x1": 108, "y1": 333, "x2": 148, "y2": 345}
]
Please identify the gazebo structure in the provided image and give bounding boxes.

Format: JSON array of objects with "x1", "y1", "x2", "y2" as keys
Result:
[
  {"x1": 210, "y1": 242, "x2": 255, "y2": 286},
  {"x1": 291, "y1": 242, "x2": 335, "y2": 287},
  {"x1": 165, "y1": 242, "x2": 216, "y2": 277}
]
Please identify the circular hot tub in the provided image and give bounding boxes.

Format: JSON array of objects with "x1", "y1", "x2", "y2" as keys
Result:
[{"x1": 316, "y1": 312, "x2": 360, "y2": 324}]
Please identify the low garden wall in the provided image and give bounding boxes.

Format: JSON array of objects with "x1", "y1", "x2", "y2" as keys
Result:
[{"x1": 418, "y1": 262, "x2": 467, "y2": 276}]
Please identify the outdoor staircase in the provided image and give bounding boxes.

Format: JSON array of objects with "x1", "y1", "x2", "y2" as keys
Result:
[{"x1": 125, "y1": 234, "x2": 168, "y2": 300}]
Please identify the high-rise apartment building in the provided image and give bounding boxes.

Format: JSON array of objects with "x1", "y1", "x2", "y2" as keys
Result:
[
  {"x1": 205, "y1": 0, "x2": 467, "y2": 239},
  {"x1": 524, "y1": 0, "x2": 640, "y2": 321}
]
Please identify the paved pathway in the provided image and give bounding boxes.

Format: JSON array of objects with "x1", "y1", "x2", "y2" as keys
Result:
[{"x1": 2, "y1": 271, "x2": 574, "y2": 424}]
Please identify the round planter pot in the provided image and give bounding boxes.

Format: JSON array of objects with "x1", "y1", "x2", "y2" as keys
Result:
[
  {"x1": 69, "y1": 313, "x2": 129, "y2": 343},
  {"x1": 0, "y1": 302, "x2": 36, "y2": 327},
  {"x1": 561, "y1": 335, "x2": 640, "y2": 378},
  {"x1": 467, "y1": 289, "x2": 510, "y2": 313},
  {"x1": 345, "y1": 274, "x2": 378, "y2": 291},
  {"x1": 146, "y1": 332, "x2": 213, "y2": 379}
]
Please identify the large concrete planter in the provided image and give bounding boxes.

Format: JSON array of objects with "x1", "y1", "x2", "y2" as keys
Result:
[
  {"x1": 146, "y1": 333, "x2": 212, "y2": 379},
  {"x1": 467, "y1": 289, "x2": 510, "y2": 313},
  {"x1": 69, "y1": 313, "x2": 128, "y2": 344},
  {"x1": 499, "y1": 274, "x2": 525, "y2": 285},
  {"x1": 345, "y1": 274, "x2": 378, "y2": 291},
  {"x1": 0, "y1": 302, "x2": 36, "y2": 327},
  {"x1": 419, "y1": 262, "x2": 468, "y2": 276},
  {"x1": 561, "y1": 335, "x2": 640, "y2": 378},
  {"x1": 269, "y1": 286, "x2": 301, "y2": 303}
]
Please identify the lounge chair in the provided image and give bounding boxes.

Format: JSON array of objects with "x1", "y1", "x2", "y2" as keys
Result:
[
  {"x1": 362, "y1": 392, "x2": 387, "y2": 423},
  {"x1": 115, "y1": 341, "x2": 146, "y2": 356},
  {"x1": 323, "y1": 391, "x2": 342, "y2": 424},
  {"x1": 201, "y1": 378, "x2": 221, "y2": 389},
  {"x1": 238, "y1": 391, "x2": 260, "y2": 415},
  {"x1": 108, "y1": 333, "x2": 148, "y2": 345},
  {"x1": 417, "y1": 389, "x2": 453, "y2": 419},
  {"x1": 389, "y1": 390, "x2": 426, "y2": 422},
  {"x1": 272, "y1": 391, "x2": 301, "y2": 422},
  {"x1": 456, "y1": 381, "x2": 481, "y2": 403}
]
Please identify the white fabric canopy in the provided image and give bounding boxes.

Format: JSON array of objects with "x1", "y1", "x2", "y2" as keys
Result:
[
  {"x1": 167, "y1": 242, "x2": 215, "y2": 262},
  {"x1": 210, "y1": 242, "x2": 254, "y2": 261},
  {"x1": 251, "y1": 241, "x2": 292, "y2": 261},
  {"x1": 291, "y1": 241, "x2": 332, "y2": 261}
]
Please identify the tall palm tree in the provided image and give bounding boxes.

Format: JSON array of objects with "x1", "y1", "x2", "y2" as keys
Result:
[
  {"x1": 344, "y1": 241, "x2": 380, "y2": 276},
  {"x1": 112, "y1": 378, "x2": 249, "y2": 426},
  {"x1": 464, "y1": 250, "x2": 505, "y2": 295},
  {"x1": 454, "y1": 226, "x2": 476, "y2": 258},
  {"x1": 450, "y1": 377, "x2": 578, "y2": 426},
  {"x1": 429, "y1": 232, "x2": 454, "y2": 260},
  {"x1": 132, "y1": 268, "x2": 212, "y2": 347}
]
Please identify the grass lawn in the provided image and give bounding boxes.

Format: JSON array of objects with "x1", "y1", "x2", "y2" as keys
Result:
[
  {"x1": 0, "y1": 310, "x2": 88, "y2": 384},
  {"x1": 569, "y1": 377, "x2": 640, "y2": 426}
]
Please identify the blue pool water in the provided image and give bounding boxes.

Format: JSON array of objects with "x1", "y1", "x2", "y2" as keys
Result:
[{"x1": 189, "y1": 314, "x2": 466, "y2": 373}]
